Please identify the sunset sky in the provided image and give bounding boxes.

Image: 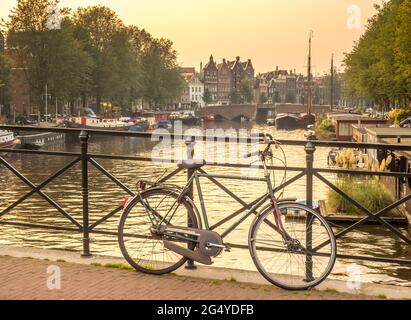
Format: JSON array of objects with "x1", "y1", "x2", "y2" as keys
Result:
[{"x1": 0, "y1": 0, "x2": 380, "y2": 74}]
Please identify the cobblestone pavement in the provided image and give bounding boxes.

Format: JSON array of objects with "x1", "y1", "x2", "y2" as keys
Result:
[{"x1": 0, "y1": 256, "x2": 376, "y2": 300}]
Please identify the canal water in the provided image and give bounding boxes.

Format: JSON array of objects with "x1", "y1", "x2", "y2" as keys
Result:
[{"x1": 0, "y1": 122, "x2": 410, "y2": 287}]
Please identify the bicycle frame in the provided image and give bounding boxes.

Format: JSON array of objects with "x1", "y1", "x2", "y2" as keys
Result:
[
  {"x1": 151, "y1": 153, "x2": 289, "y2": 242},
  {"x1": 191, "y1": 171, "x2": 271, "y2": 239}
]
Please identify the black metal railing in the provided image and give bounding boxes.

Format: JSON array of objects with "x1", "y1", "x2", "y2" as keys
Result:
[{"x1": 0, "y1": 125, "x2": 410, "y2": 267}]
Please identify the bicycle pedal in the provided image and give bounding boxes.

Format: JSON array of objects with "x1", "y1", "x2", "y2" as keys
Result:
[{"x1": 224, "y1": 245, "x2": 231, "y2": 252}]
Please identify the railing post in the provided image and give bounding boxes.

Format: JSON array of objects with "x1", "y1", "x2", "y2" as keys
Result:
[
  {"x1": 185, "y1": 136, "x2": 197, "y2": 270},
  {"x1": 79, "y1": 130, "x2": 91, "y2": 257},
  {"x1": 305, "y1": 141, "x2": 315, "y2": 281}
]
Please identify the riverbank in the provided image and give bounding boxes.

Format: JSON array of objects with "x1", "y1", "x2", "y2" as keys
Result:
[{"x1": 0, "y1": 246, "x2": 409, "y2": 300}]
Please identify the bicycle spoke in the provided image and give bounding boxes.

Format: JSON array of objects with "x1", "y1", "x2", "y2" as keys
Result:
[
  {"x1": 250, "y1": 203, "x2": 336, "y2": 290},
  {"x1": 119, "y1": 189, "x2": 198, "y2": 274}
]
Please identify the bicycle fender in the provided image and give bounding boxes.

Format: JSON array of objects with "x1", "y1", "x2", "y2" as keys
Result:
[{"x1": 248, "y1": 201, "x2": 300, "y2": 249}]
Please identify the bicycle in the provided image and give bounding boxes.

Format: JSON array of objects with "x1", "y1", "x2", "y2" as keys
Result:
[{"x1": 118, "y1": 135, "x2": 337, "y2": 290}]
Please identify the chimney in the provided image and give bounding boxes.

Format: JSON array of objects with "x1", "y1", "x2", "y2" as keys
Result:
[
  {"x1": 276, "y1": 66, "x2": 279, "y2": 71},
  {"x1": 223, "y1": 58, "x2": 226, "y2": 64},
  {"x1": 200, "y1": 62, "x2": 203, "y2": 71}
]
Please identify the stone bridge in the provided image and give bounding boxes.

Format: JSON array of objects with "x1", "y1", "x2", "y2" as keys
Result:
[
  {"x1": 196, "y1": 104, "x2": 257, "y2": 121},
  {"x1": 256, "y1": 103, "x2": 332, "y2": 123}
]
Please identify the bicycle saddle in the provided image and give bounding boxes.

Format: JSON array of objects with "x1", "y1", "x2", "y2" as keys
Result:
[{"x1": 177, "y1": 159, "x2": 206, "y2": 170}]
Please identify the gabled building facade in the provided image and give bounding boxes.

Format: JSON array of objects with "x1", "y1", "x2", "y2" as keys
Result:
[
  {"x1": 217, "y1": 59, "x2": 231, "y2": 105},
  {"x1": 202, "y1": 55, "x2": 218, "y2": 102},
  {"x1": 203, "y1": 55, "x2": 255, "y2": 105},
  {"x1": 188, "y1": 73, "x2": 205, "y2": 108}
]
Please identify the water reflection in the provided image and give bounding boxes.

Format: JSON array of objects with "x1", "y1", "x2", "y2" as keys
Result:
[{"x1": 0, "y1": 122, "x2": 410, "y2": 285}]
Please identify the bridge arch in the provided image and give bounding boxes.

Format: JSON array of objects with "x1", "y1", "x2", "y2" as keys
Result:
[{"x1": 196, "y1": 104, "x2": 257, "y2": 121}]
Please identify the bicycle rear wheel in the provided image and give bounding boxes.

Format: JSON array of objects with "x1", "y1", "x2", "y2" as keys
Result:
[
  {"x1": 118, "y1": 188, "x2": 199, "y2": 275},
  {"x1": 249, "y1": 202, "x2": 336, "y2": 290}
]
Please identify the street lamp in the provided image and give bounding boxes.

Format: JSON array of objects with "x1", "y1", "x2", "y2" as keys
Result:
[{"x1": 42, "y1": 83, "x2": 51, "y2": 123}]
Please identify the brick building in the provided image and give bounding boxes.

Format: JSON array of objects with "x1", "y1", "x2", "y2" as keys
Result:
[
  {"x1": 203, "y1": 55, "x2": 255, "y2": 105},
  {"x1": 202, "y1": 55, "x2": 218, "y2": 102},
  {"x1": 5, "y1": 48, "x2": 31, "y2": 116},
  {"x1": 216, "y1": 59, "x2": 231, "y2": 104}
]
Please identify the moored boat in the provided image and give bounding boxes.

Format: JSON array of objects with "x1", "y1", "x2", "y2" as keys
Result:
[
  {"x1": 275, "y1": 113, "x2": 301, "y2": 130},
  {"x1": 156, "y1": 120, "x2": 173, "y2": 129},
  {"x1": 0, "y1": 131, "x2": 20, "y2": 149},
  {"x1": 299, "y1": 113, "x2": 316, "y2": 127},
  {"x1": 170, "y1": 111, "x2": 200, "y2": 126},
  {"x1": 16, "y1": 132, "x2": 65, "y2": 149},
  {"x1": 64, "y1": 108, "x2": 134, "y2": 131},
  {"x1": 128, "y1": 125, "x2": 146, "y2": 133},
  {"x1": 202, "y1": 115, "x2": 215, "y2": 122}
]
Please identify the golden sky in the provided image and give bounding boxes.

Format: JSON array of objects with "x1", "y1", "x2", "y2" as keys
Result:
[{"x1": 0, "y1": 0, "x2": 380, "y2": 74}]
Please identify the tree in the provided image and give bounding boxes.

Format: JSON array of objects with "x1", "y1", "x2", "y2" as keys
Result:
[
  {"x1": 3, "y1": 1, "x2": 185, "y2": 115},
  {"x1": 138, "y1": 37, "x2": 184, "y2": 108},
  {"x1": 203, "y1": 88, "x2": 212, "y2": 105},
  {"x1": 230, "y1": 90, "x2": 241, "y2": 104},
  {"x1": 395, "y1": 0, "x2": 411, "y2": 103},
  {"x1": 4, "y1": 0, "x2": 92, "y2": 112},
  {"x1": 259, "y1": 92, "x2": 268, "y2": 104},
  {"x1": 239, "y1": 80, "x2": 253, "y2": 103},
  {"x1": 127, "y1": 26, "x2": 184, "y2": 109},
  {"x1": 73, "y1": 6, "x2": 128, "y2": 112},
  {"x1": 343, "y1": 0, "x2": 410, "y2": 109},
  {"x1": 285, "y1": 92, "x2": 296, "y2": 103},
  {"x1": 273, "y1": 90, "x2": 281, "y2": 103},
  {"x1": 0, "y1": 53, "x2": 11, "y2": 115}
]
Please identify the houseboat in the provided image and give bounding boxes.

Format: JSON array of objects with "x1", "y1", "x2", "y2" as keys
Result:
[
  {"x1": 329, "y1": 114, "x2": 387, "y2": 141},
  {"x1": 299, "y1": 113, "x2": 316, "y2": 127},
  {"x1": 275, "y1": 113, "x2": 301, "y2": 130},
  {"x1": 0, "y1": 131, "x2": 20, "y2": 149},
  {"x1": 64, "y1": 108, "x2": 134, "y2": 131},
  {"x1": 170, "y1": 111, "x2": 200, "y2": 126},
  {"x1": 16, "y1": 132, "x2": 65, "y2": 149}
]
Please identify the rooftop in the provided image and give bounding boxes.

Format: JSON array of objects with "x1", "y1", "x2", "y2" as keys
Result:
[
  {"x1": 365, "y1": 127, "x2": 411, "y2": 138},
  {"x1": 329, "y1": 114, "x2": 387, "y2": 122}
]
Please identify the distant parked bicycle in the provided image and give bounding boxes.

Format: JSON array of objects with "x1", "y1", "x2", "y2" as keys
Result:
[{"x1": 118, "y1": 135, "x2": 337, "y2": 290}]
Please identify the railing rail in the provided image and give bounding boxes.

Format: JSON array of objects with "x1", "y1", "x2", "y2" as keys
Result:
[
  {"x1": 3, "y1": 124, "x2": 411, "y2": 150},
  {"x1": 0, "y1": 125, "x2": 410, "y2": 269}
]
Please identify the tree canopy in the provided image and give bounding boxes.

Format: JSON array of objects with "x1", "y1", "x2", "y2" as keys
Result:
[
  {"x1": 0, "y1": 53, "x2": 11, "y2": 111},
  {"x1": 2, "y1": 0, "x2": 184, "y2": 113},
  {"x1": 343, "y1": 0, "x2": 411, "y2": 109}
]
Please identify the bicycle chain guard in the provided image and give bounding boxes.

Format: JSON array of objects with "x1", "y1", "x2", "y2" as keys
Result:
[{"x1": 162, "y1": 226, "x2": 224, "y2": 265}]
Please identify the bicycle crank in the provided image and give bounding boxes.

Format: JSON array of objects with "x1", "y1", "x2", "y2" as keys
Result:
[{"x1": 162, "y1": 226, "x2": 225, "y2": 265}]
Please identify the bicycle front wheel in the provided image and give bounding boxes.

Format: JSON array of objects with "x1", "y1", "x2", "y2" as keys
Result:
[
  {"x1": 118, "y1": 188, "x2": 199, "y2": 275},
  {"x1": 249, "y1": 202, "x2": 336, "y2": 290}
]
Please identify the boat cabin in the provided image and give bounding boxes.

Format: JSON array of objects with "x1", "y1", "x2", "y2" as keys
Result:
[{"x1": 329, "y1": 114, "x2": 387, "y2": 141}]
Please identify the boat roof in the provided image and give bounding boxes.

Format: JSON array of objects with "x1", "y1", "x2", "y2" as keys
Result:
[
  {"x1": 0, "y1": 130, "x2": 12, "y2": 136},
  {"x1": 276, "y1": 113, "x2": 300, "y2": 119},
  {"x1": 329, "y1": 114, "x2": 386, "y2": 122},
  {"x1": 365, "y1": 127, "x2": 411, "y2": 138}
]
